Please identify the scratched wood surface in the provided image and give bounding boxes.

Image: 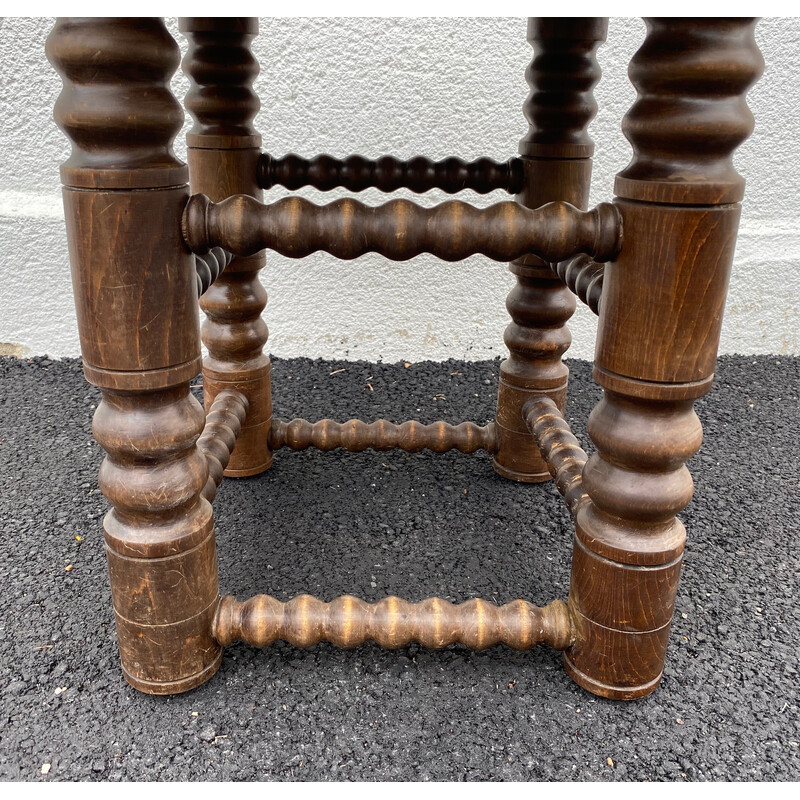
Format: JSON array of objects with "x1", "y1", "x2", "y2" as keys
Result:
[{"x1": 48, "y1": 17, "x2": 762, "y2": 700}]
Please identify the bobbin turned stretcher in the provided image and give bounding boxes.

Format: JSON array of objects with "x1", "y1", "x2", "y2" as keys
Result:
[{"x1": 47, "y1": 17, "x2": 762, "y2": 699}]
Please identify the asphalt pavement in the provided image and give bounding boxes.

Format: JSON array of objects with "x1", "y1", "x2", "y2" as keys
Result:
[{"x1": 0, "y1": 353, "x2": 798, "y2": 780}]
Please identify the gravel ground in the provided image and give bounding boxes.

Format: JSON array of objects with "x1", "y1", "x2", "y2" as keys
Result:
[{"x1": 0, "y1": 353, "x2": 798, "y2": 781}]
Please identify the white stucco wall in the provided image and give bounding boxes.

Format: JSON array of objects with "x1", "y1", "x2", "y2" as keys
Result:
[{"x1": 0, "y1": 17, "x2": 797, "y2": 361}]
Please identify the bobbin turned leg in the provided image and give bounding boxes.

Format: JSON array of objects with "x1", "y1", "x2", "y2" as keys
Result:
[
  {"x1": 565, "y1": 19, "x2": 763, "y2": 699},
  {"x1": 180, "y1": 18, "x2": 272, "y2": 477},
  {"x1": 494, "y1": 18, "x2": 607, "y2": 482},
  {"x1": 47, "y1": 19, "x2": 221, "y2": 693}
]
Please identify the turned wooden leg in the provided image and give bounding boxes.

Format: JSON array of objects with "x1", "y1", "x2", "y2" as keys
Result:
[
  {"x1": 180, "y1": 18, "x2": 272, "y2": 477},
  {"x1": 494, "y1": 18, "x2": 607, "y2": 482},
  {"x1": 48, "y1": 18, "x2": 221, "y2": 693},
  {"x1": 565, "y1": 19, "x2": 763, "y2": 699}
]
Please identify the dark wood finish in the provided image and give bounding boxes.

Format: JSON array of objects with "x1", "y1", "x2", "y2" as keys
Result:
[
  {"x1": 50, "y1": 17, "x2": 761, "y2": 701},
  {"x1": 551, "y1": 255, "x2": 604, "y2": 315},
  {"x1": 564, "y1": 17, "x2": 763, "y2": 700},
  {"x1": 180, "y1": 17, "x2": 272, "y2": 478},
  {"x1": 258, "y1": 152, "x2": 524, "y2": 194},
  {"x1": 614, "y1": 19, "x2": 762, "y2": 205},
  {"x1": 494, "y1": 18, "x2": 607, "y2": 483},
  {"x1": 198, "y1": 389, "x2": 249, "y2": 502},
  {"x1": 214, "y1": 594, "x2": 572, "y2": 651},
  {"x1": 270, "y1": 418, "x2": 497, "y2": 455},
  {"x1": 47, "y1": 18, "x2": 221, "y2": 694},
  {"x1": 183, "y1": 193, "x2": 622, "y2": 263},
  {"x1": 195, "y1": 247, "x2": 234, "y2": 297},
  {"x1": 524, "y1": 398, "x2": 589, "y2": 518}
]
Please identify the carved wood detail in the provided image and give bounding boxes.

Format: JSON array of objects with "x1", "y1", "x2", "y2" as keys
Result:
[
  {"x1": 194, "y1": 247, "x2": 234, "y2": 296},
  {"x1": 48, "y1": 16, "x2": 762, "y2": 701},
  {"x1": 180, "y1": 17, "x2": 273, "y2": 478},
  {"x1": 215, "y1": 594, "x2": 573, "y2": 651},
  {"x1": 524, "y1": 397, "x2": 589, "y2": 518},
  {"x1": 565, "y1": 17, "x2": 763, "y2": 700},
  {"x1": 197, "y1": 390, "x2": 249, "y2": 502},
  {"x1": 493, "y1": 19, "x2": 607, "y2": 483},
  {"x1": 258, "y1": 152, "x2": 524, "y2": 194},
  {"x1": 270, "y1": 418, "x2": 497, "y2": 455},
  {"x1": 183, "y1": 193, "x2": 622, "y2": 264},
  {"x1": 48, "y1": 17, "x2": 221, "y2": 694}
]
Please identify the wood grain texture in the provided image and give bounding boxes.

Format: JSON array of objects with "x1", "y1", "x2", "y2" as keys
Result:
[
  {"x1": 270, "y1": 418, "x2": 497, "y2": 455},
  {"x1": 49, "y1": 17, "x2": 222, "y2": 694},
  {"x1": 597, "y1": 200, "x2": 742, "y2": 385},
  {"x1": 258, "y1": 153, "x2": 524, "y2": 194},
  {"x1": 215, "y1": 594, "x2": 573, "y2": 651},
  {"x1": 46, "y1": 18, "x2": 187, "y2": 189},
  {"x1": 180, "y1": 17, "x2": 273, "y2": 478},
  {"x1": 494, "y1": 18, "x2": 607, "y2": 483},
  {"x1": 183, "y1": 193, "x2": 622, "y2": 264},
  {"x1": 565, "y1": 17, "x2": 763, "y2": 700},
  {"x1": 615, "y1": 18, "x2": 763, "y2": 204}
]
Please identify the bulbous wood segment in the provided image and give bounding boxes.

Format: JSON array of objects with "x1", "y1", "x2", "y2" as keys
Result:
[
  {"x1": 269, "y1": 418, "x2": 498, "y2": 455},
  {"x1": 199, "y1": 268, "x2": 272, "y2": 477},
  {"x1": 180, "y1": 18, "x2": 272, "y2": 478},
  {"x1": 524, "y1": 398, "x2": 589, "y2": 518},
  {"x1": 495, "y1": 19, "x2": 606, "y2": 483},
  {"x1": 565, "y1": 390, "x2": 702, "y2": 699},
  {"x1": 258, "y1": 153, "x2": 524, "y2": 194},
  {"x1": 195, "y1": 247, "x2": 234, "y2": 297},
  {"x1": 197, "y1": 390, "x2": 249, "y2": 502},
  {"x1": 179, "y1": 17, "x2": 260, "y2": 146},
  {"x1": 93, "y1": 384, "x2": 220, "y2": 694},
  {"x1": 519, "y1": 18, "x2": 608, "y2": 160},
  {"x1": 551, "y1": 255, "x2": 604, "y2": 315},
  {"x1": 494, "y1": 271, "x2": 575, "y2": 482},
  {"x1": 214, "y1": 594, "x2": 573, "y2": 652},
  {"x1": 46, "y1": 18, "x2": 187, "y2": 189},
  {"x1": 183, "y1": 193, "x2": 622, "y2": 264},
  {"x1": 616, "y1": 18, "x2": 764, "y2": 204}
]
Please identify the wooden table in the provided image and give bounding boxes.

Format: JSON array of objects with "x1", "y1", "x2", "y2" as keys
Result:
[{"x1": 46, "y1": 17, "x2": 762, "y2": 699}]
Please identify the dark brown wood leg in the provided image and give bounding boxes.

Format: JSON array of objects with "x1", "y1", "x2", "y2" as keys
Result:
[
  {"x1": 494, "y1": 18, "x2": 607, "y2": 482},
  {"x1": 565, "y1": 18, "x2": 763, "y2": 699},
  {"x1": 180, "y1": 18, "x2": 272, "y2": 477},
  {"x1": 48, "y1": 18, "x2": 221, "y2": 693}
]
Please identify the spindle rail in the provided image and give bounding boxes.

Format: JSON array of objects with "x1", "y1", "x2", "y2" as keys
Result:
[
  {"x1": 269, "y1": 417, "x2": 498, "y2": 455},
  {"x1": 214, "y1": 594, "x2": 573, "y2": 651},
  {"x1": 524, "y1": 397, "x2": 590, "y2": 518},
  {"x1": 258, "y1": 152, "x2": 525, "y2": 194},
  {"x1": 194, "y1": 247, "x2": 234, "y2": 297},
  {"x1": 197, "y1": 390, "x2": 249, "y2": 502},
  {"x1": 182, "y1": 193, "x2": 622, "y2": 264}
]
